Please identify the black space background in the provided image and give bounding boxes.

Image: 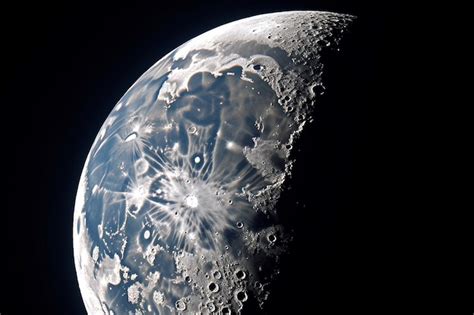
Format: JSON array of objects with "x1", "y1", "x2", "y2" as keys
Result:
[{"x1": 2, "y1": 1, "x2": 413, "y2": 314}]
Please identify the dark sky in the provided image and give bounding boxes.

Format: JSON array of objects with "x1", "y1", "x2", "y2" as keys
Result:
[{"x1": 4, "y1": 1, "x2": 406, "y2": 314}]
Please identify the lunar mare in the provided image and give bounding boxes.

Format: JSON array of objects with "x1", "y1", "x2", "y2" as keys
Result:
[{"x1": 73, "y1": 11, "x2": 354, "y2": 314}]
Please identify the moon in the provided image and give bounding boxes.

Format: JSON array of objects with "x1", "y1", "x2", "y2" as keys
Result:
[{"x1": 73, "y1": 11, "x2": 354, "y2": 314}]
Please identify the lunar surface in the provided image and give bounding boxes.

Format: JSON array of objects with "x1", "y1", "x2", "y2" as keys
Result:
[{"x1": 73, "y1": 11, "x2": 354, "y2": 314}]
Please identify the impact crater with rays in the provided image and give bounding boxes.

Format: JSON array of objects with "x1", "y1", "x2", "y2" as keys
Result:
[{"x1": 73, "y1": 10, "x2": 354, "y2": 314}]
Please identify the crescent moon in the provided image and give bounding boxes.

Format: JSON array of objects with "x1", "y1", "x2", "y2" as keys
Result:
[{"x1": 73, "y1": 11, "x2": 354, "y2": 314}]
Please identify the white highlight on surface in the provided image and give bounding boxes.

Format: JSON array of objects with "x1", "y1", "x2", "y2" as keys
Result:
[
  {"x1": 127, "y1": 282, "x2": 141, "y2": 304},
  {"x1": 185, "y1": 195, "x2": 199, "y2": 208},
  {"x1": 92, "y1": 246, "x2": 99, "y2": 262},
  {"x1": 188, "y1": 232, "x2": 196, "y2": 240},
  {"x1": 153, "y1": 291, "x2": 165, "y2": 305},
  {"x1": 125, "y1": 132, "x2": 137, "y2": 142},
  {"x1": 144, "y1": 230, "x2": 151, "y2": 240},
  {"x1": 131, "y1": 185, "x2": 147, "y2": 203},
  {"x1": 194, "y1": 156, "x2": 201, "y2": 164},
  {"x1": 226, "y1": 141, "x2": 235, "y2": 150}
]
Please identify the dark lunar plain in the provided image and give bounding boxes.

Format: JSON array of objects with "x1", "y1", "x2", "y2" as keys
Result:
[{"x1": 3, "y1": 1, "x2": 414, "y2": 314}]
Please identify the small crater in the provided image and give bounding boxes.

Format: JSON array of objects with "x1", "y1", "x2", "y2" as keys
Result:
[
  {"x1": 235, "y1": 269, "x2": 246, "y2": 280},
  {"x1": 207, "y1": 302, "x2": 216, "y2": 311},
  {"x1": 188, "y1": 125, "x2": 197, "y2": 134},
  {"x1": 213, "y1": 271, "x2": 222, "y2": 279},
  {"x1": 208, "y1": 282, "x2": 219, "y2": 293},
  {"x1": 135, "y1": 158, "x2": 148, "y2": 175},
  {"x1": 175, "y1": 299, "x2": 186, "y2": 311},
  {"x1": 236, "y1": 290, "x2": 248, "y2": 302}
]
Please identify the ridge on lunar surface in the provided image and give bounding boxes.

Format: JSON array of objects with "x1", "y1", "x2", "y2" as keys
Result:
[{"x1": 73, "y1": 11, "x2": 354, "y2": 314}]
